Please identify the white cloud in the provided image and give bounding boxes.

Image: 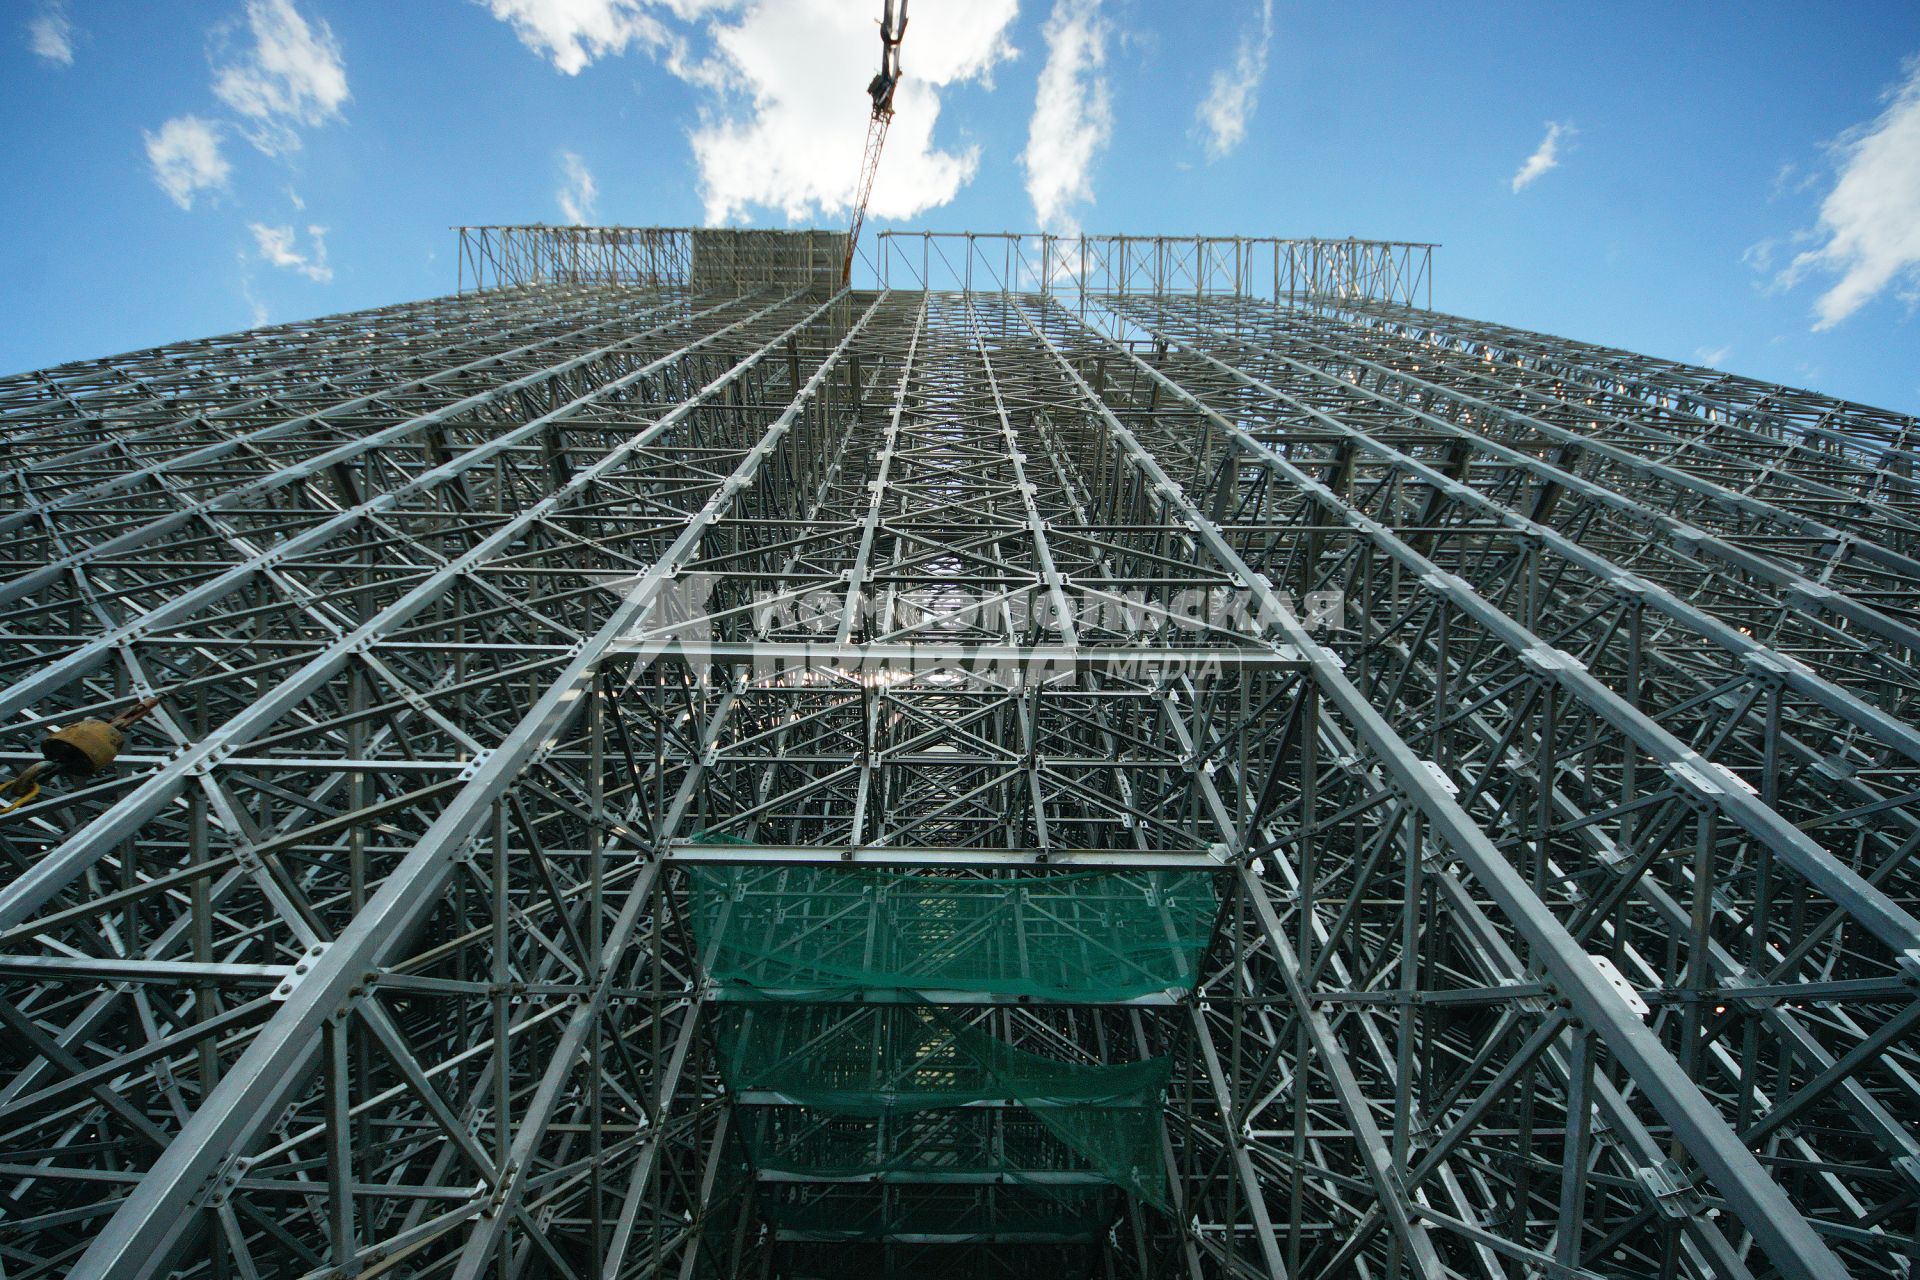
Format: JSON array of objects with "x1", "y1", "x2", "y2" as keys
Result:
[
  {"x1": 145, "y1": 116, "x2": 232, "y2": 210},
  {"x1": 249, "y1": 222, "x2": 333, "y2": 282},
  {"x1": 240, "y1": 271, "x2": 270, "y2": 326},
  {"x1": 213, "y1": 0, "x2": 350, "y2": 154},
  {"x1": 482, "y1": 0, "x2": 686, "y2": 76},
  {"x1": 481, "y1": 1, "x2": 1016, "y2": 227},
  {"x1": 1694, "y1": 344, "x2": 1732, "y2": 368},
  {"x1": 557, "y1": 152, "x2": 598, "y2": 223},
  {"x1": 27, "y1": 1, "x2": 74, "y2": 66},
  {"x1": 1742, "y1": 238, "x2": 1781, "y2": 274},
  {"x1": 686, "y1": 0, "x2": 1017, "y2": 225},
  {"x1": 1023, "y1": 0, "x2": 1112, "y2": 232},
  {"x1": 1195, "y1": 0, "x2": 1272, "y2": 161},
  {"x1": 1778, "y1": 56, "x2": 1920, "y2": 330},
  {"x1": 1769, "y1": 161, "x2": 1821, "y2": 202},
  {"x1": 136, "y1": 2, "x2": 344, "y2": 226},
  {"x1": 1510, "y1": 120, "x2": 1572, "y2": 193}
]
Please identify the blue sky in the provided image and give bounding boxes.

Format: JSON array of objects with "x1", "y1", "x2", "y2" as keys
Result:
[{"x1": 4, "y1": 0, "x2": 1919, "y2": 414}]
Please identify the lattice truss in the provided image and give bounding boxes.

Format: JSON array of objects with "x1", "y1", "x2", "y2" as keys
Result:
[{"x1": 0, "y1": 231, "x2": 1915, "y2": 1280}]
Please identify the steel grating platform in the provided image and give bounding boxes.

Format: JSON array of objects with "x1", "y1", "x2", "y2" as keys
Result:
[{"x1": 0, "y1": 227, "x2": 1916, "y2": 1279}]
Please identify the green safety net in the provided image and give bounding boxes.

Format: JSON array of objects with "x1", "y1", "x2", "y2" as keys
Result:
[
  {"x1": 687, "y1": 865, "x2": 1218, "y2": 1001},
  {"x1": 715, "y1": 1004, "x2": 1172, "y2": 1210},
  {"x1": 775, "y1": 1243, "x2": 1101, "y2": 1280},
  {"x1": 757, "y1": 1183, "x2": 1118, "y2": 1243},
  {"x1": 685, "y1": 865, "x2": 1202, "y2": 1233},
  {"x1": 744, "y1": 1109, "x2": 1102, "y2": 1183}
]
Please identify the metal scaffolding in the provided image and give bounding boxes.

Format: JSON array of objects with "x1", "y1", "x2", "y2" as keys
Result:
[{"x1": 0, "y1": 226, "x2": 1915, "y2": 1280}]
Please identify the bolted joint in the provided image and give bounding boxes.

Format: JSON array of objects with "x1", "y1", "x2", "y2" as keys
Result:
[{"x1": 1634, "y1": 1159, "x2": 1702, "y2": 1220}]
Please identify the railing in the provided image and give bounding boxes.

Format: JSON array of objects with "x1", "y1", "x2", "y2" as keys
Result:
[
  {"x1": 455, "y1": 226, "x2": 846, "y2": 294},
  {"x1": 454, "y1": 226, "x2": 1437, "y2": 308},
  {"x1": 875, "y1": 232, "x2": 1435, "y2": 307}
]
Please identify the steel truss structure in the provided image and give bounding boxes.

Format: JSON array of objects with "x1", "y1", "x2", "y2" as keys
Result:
[{"x1": 0, "y1": 228, "x2": 1916, "y2": 1280}]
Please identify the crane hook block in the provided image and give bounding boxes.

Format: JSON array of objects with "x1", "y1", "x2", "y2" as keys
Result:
[{"x1": 42, "y1": 720, "x2": 126, "y2": 776}]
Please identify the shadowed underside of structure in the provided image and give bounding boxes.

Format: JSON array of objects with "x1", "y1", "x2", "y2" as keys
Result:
[{"x1": 0, "y1": 227, "x2": 1917, "y2": 1280}]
